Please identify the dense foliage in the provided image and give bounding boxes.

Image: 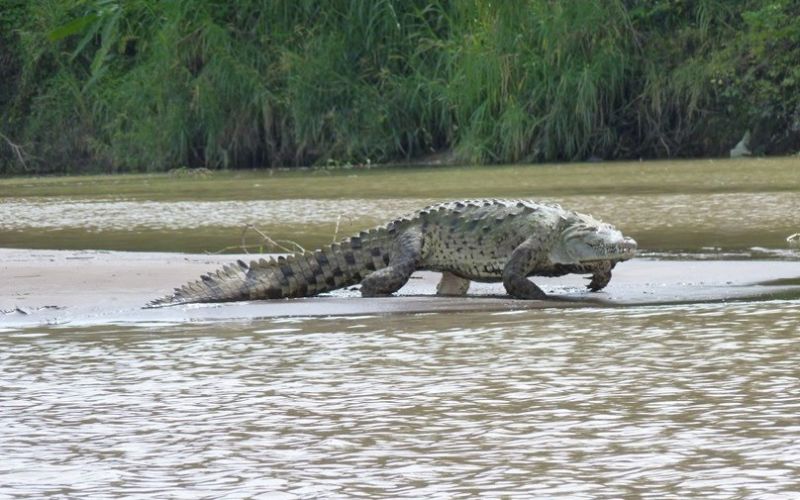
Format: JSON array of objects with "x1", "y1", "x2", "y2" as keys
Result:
[{"x1": 1, "y1": 0, "x2": 798, "y2": 174}]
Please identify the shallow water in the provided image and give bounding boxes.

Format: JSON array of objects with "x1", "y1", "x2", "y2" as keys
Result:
[
  {"x1": 1, "y1": 191, "x2": 797, "y2": 252},
  {"x1": 1, "y1": 192, "x2": 797, "y2": 234},
  {"x1": 2, "y1": 301, "x2": 800, "y2": 498},
  {"x1": 2, "y1": 157, "x2": 799, "y2": 252}
]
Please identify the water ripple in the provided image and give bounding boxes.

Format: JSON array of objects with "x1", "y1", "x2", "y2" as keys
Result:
[
  {"x1": 1, "y1": 192, "x2": 797, "y2": 234},
  {"x1": 2, "y1": 301, "x2": 800, "y2": 498},
  {"x1": 0, "y1": 198, "x2": 427, "y2": 231}
]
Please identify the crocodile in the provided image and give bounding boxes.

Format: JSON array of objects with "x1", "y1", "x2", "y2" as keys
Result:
[{"x1": 147, "y1": 199, "x2": 637, "y2": 307}]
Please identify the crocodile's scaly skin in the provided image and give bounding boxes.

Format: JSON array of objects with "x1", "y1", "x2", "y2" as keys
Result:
[{"x1": 147, "y1": 199, "x2": 637, "y2": 307}]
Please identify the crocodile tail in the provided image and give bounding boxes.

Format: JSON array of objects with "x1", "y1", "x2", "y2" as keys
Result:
[
  {"x1": 145, "y1": 228, "x2": 393, "y2": 308},
  {"x1": 145, "y1": 260, "x2": 254, "y2": 308}
]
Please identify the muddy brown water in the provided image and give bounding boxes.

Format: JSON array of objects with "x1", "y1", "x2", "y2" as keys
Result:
[
  {"x1": 2, "y1": 303, "x2": 800, "y2": 498},
  {"x1": 1, "y1": 158, "x2": 800, "y2": 497}
]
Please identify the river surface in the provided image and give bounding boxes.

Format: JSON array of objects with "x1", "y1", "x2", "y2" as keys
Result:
[
  {"x1": 1, "y1": 158, "x2": 799, "y2": 498},
  {"x1": 2, "y1": 302, "x2": 800, "y2": 498}
]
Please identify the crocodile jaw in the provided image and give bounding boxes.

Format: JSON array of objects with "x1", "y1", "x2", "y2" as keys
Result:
[
  {"x1": 575, "y1": 236, "x2": 638, "y2": 262},
  {"x1": 551, "y1": 221, "x2": 637, "y2": 264}
]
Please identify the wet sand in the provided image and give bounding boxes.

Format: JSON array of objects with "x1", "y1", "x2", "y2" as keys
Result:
[{"x1": 2, "y1": 248, "x2": 799, "y2": 328}]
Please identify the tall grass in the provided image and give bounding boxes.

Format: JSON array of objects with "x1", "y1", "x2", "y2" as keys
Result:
[
  {"x1": 0, "y1": 0, "x2": 797, "y2": 174},
  {"x1": 444, "y1": 1, "x2": 633, "y2": 163},
  {"x1": 92, "y1": 0, "x2": 453, "y2": 170}
]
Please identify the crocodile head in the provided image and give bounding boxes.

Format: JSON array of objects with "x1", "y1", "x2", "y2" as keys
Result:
[
  {"x1": 788, "y1": 233, "x2": 800, "y2": 248},
  {"x1": 550, "y1": 213, "x2": 637, "y2": 264}
]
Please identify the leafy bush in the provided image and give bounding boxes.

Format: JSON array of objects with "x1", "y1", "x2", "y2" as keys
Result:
[{"x1": 0, "y1": 0, "x2": 798, "y2": 174}]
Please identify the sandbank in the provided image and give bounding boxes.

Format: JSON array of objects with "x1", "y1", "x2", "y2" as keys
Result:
[{"x1": 2, "y1": 248, "x2": 799, "y2": 328}]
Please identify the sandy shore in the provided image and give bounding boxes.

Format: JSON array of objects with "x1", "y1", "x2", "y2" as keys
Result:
[{"x1": 2, "y1": 248, "x2": 799, "y2": 328}]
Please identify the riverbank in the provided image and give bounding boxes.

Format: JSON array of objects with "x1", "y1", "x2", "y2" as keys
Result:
[
  {"x1": 3, "y1": 249, "x2": 799, "y2": 329},
  {"x1": 3, "y1": 157, "x2": 799, "y2": 200}
]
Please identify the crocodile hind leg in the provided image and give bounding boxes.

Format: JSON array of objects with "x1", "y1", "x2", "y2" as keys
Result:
[
  {"x1": 360, "y1": 228, "x2": 422, "y2": 297},
  {"x1": 436, "y1": 272, "x2": 471, "y2": 296}
]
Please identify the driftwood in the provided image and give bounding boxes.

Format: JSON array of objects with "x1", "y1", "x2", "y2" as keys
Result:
[{"x1": 209, "y1": 224, "x2": 306, "y2": 255}]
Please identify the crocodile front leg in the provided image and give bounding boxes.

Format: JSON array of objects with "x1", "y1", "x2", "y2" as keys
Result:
[
  {"x1": 502, "y1": 238, "x2": 548, "y2": 300},
  {"x1": 586, "y1": 261, "x2": 615, "y2": 291},
  {"x1": 360, "y1": 228, "x2": 422, "y2": 297},
  {"x1": 436, "y1": 272, "x2": 471, "y2": 296}
]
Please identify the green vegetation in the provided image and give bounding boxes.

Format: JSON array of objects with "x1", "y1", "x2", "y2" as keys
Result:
[{"x1": 1, "y1": 1, "x2": 799, "y2": 174}]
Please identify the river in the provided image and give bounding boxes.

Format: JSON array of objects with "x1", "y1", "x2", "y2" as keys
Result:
[{"x1": 1, "y1": 158, "x2": 799, "y2": 497}]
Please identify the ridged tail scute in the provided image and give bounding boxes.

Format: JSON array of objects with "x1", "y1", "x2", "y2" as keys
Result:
[
  {"x1": 145, "y1": 259, "x2": 252, "y2": 308},
  {"x1": 145, "y1": 228, "x2": 393, "y2": 308}
]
